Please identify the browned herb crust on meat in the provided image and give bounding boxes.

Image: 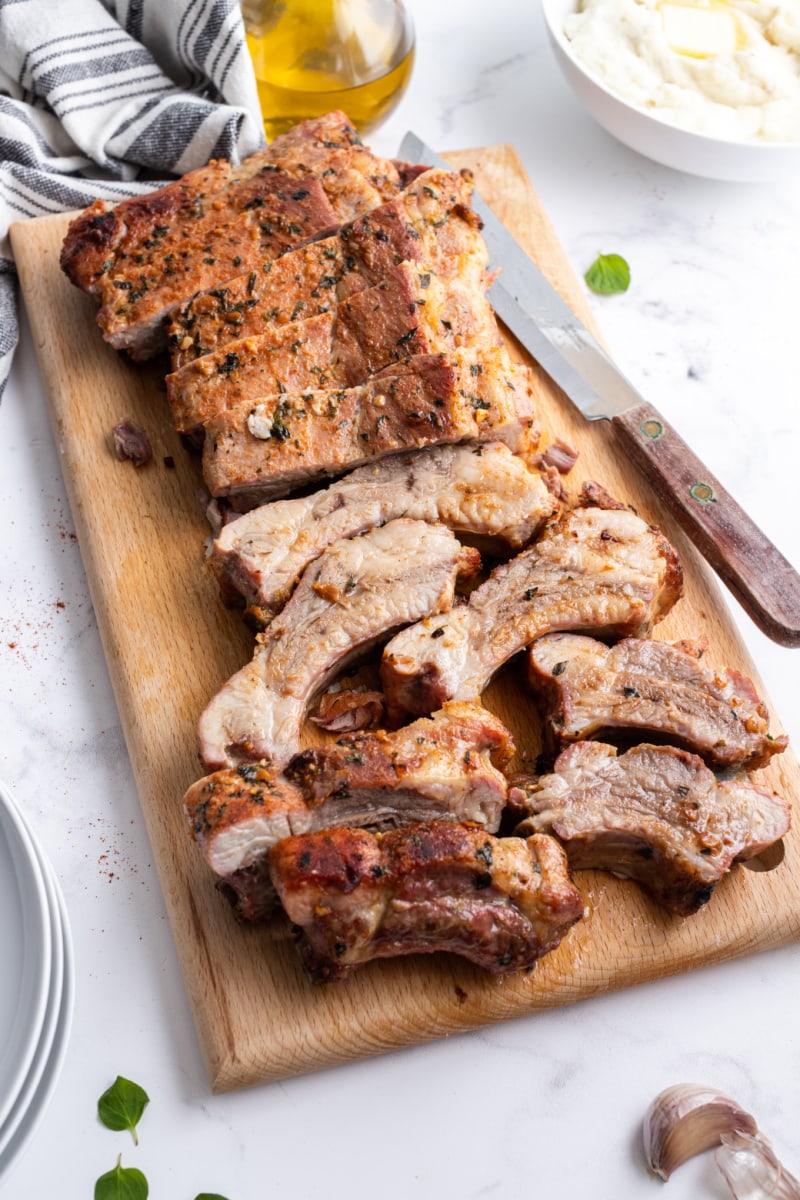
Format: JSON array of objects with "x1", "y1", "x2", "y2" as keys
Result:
[{"x1": 268, "y1": 822, "x2": 584, "y2": 981}]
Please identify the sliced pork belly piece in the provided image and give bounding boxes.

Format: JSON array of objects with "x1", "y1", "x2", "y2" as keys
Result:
[
  {"x1": 337, "y1": 167, "x2": 484, "y2": 289},
  {"x1": 65, "y1": 172, "x2": 338, "y2": 360},
  {"x1": 185, "y1": 764, "x2": 308, "y2": 921},
  {"x1": 61, "y1": 158, "x2": 238, "y2": 295},
  {"x1": 185, "y1": 702, "x2": 513, "y2": 921},
  {"x1": 202, "y1": 348, "x2": 539, "y2": 507},
  {"x1": 287, "y1": 700, "x2": 513, "y2": 814},
  {"x1": 382, "y1": 490, "x2": 683, "y2": 719},
  {"x1": 268, "y1": 823, "x2": 584, "y2": 982},
  {"x1": 197, "y1": 519, "x2": 480, "y2": 770},
  {"x1": 527, "y1": 633, "x2": 788, "y2": 770},
  {"x1": 167, "y1": 167, "x2": 486, "y2": 369},
  {"x1": 60, "y1": 111, "x2": 407, "y2": 357},
  {"x1": 248, "y1": 108, "x2": 407, "y2": 220},
  {"x1": 166, "y1": 261, "x2": 497, "y2": 435},
  {"x1": 512, "y1": 742, "x2": 790, "y2": 916},
  {"x1": 213, "y1": 442, "x2": 557, "y2": 619}
]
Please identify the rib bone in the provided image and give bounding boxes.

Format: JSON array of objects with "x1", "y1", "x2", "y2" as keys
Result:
[
  {"x1": 382, "y1": 490, "x2": 683, "y2": 719},
  {"x1": 197, "y1": 519, "x2": 480, "y2": 770}
]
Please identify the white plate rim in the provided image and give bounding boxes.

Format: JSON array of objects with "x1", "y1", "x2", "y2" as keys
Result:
[
  {"x1": 0, "y1": 782, "x2": 53, "y2": 1132},
  {"x1": 0, "y1": 831, "x2": 74, "y2": 1183},
  {"x1": 0, "y1": 828, "x2": 64, "y2": 1160}
]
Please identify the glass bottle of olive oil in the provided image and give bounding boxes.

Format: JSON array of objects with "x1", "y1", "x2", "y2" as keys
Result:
[{"x1": 242, "y1": 0, "x2": 415, "y2": 140}]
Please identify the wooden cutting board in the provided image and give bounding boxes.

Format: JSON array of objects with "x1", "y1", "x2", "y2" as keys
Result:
[{"x1": 11, "y1": 145, "x2": 800, "y2": 1093}]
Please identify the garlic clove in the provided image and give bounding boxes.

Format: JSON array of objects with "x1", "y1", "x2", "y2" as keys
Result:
[
  {"x1": 644, "y1": 1084, "x2": 758, "y2": 1180},
  {"x1": 716, "y1": 1130, "x2": 800, "y2": 1200}
]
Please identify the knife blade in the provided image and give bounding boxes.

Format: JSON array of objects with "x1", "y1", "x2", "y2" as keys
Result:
[{"x1": 398, "y1": 130, "x2": 800, "y2": 648}]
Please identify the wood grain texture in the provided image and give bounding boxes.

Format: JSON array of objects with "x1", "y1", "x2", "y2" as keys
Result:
[{"x1": 10, "y1": 144, "x2": 800, "y2": 1093}]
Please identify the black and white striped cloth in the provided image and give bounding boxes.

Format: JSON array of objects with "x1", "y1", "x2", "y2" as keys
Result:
[{"x1": 0, "y1": 0, "x2": 266, "y2": 397}]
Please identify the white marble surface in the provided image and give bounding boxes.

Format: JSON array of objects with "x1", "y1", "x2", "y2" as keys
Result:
[{"x1": 2, "y1": 1, "x2": 800, "y2": 1195}]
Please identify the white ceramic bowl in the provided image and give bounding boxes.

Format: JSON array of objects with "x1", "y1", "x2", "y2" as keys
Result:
[{"x1": 542, "y1": 0, "x2": 800, "y2": 182}]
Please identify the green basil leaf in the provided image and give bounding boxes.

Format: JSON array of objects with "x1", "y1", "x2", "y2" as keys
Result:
[
  {"x1": 584, "y1": 253, "x2": 630, "y2": 295},
  {"x1": 97, "y1": 1076, "x2": 150, "y2": 1145},
  {"x1": 194, "y1": 1194, "x2": 231, "y2": 1199},
  {"x1": 94, "y1": 1156, "x2": 148, "y2": 1200}
]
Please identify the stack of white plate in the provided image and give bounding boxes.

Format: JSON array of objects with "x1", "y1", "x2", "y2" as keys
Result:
[{"x1": 0, "y1": 779, "x2": 74, "y2": 1183}]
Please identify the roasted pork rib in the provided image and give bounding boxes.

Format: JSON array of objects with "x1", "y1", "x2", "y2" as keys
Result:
[
  {"x1": 60, "y1": 111, "x2": 411, "y2": 358},
  {"x1": 268, "y1": 823, "x2": 584, "y2": 981},
  {"x1": 512, "y1": 741, "x2": 790, "y2": 915},
  {"x1": 202, "y1": 347, "x2": 539, "y2": 506},
  {"x1": 185, "y1": 702, "x2": 513, "y2": 921},
  {"x1": 212, "y1": 441, "x2": 557, "y2": 620},
  {"x1": 166, "y1": 260, "x2": 499, "y2": 436},
  {"x1": 167, "y1": 166, "x2": 486, "y2": 370},
  {"x1": 527, "y1": 633, "x2": 788, "y2": 769},
  {"x1": 382, "y1": 487, "x2": 683, "y2": 719},
  {"x1": 198, "y1": 519, "x2": 480, "y2": 770}
]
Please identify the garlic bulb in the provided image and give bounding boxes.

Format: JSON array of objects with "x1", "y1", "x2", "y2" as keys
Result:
[
  {"x1": 644, "y1": 1084, "x2": 757, "y2": 1180},
  {"x1": 716, "y1": 1131, "x2": 800, "y2": 1200}
]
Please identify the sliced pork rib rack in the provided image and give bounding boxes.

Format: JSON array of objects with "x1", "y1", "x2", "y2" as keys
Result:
[
  {"x1": 268, "y1": 823, "x2": 584, "y2": 982},
  {"x1": 202, "y1": 347, "x2": 539, "y2": 507},
  {"x1": 527, "y1": 633, "x2": 788, "y2": 769},
  {"x1": 382, "y1": 486, "x2": 683, "y2": 720},
  {"x1": 60, "y1": 111, "x2": 411, "y2": 358},
  {"x1": 166, "y1": 260, "x2": 498, "y2": 436},
  {"x1": 512, "y1": 742, "x2": 790, "y2": 916},
  {"x1": 213, "y1": 442, "x2": 558, "y2": 620},
  {"x1": 185, "y1": 702, "x2": 513, "y2": 921},
  {"x1": 167, "y1": 166, "x2": 486, "y2": 370},
  {"x1": 198, "y1": 519, "x2": 480, "y2": 770}
]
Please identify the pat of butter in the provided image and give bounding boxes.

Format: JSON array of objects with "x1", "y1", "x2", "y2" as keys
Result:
[{"x1": 661, "y1": 4, "x2": 737, "y2": 57}]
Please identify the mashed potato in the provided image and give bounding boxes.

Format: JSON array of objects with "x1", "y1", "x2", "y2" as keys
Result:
[{"x1": 564, "y1": 0, "x2": 800, "y2": 141}]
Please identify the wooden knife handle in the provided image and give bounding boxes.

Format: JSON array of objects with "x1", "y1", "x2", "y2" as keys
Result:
[{"x1": 611, "y1": 403, "x2": 800, "y2": 647}]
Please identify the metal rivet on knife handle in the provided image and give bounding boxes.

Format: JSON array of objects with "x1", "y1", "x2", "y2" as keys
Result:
[{"x1": 612, "y1": 402, "x2": 800, "y2": 647}]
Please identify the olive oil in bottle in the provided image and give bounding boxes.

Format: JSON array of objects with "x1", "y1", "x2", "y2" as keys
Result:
[{"x1": 242, "y1": 0, "x2": 415, "y2": 140}]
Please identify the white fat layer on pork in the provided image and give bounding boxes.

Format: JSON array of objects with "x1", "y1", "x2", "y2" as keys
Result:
[
  {"x1": 207, "y1": 811, "x2": 305, "y2": 875},
  {"x1": 383, "y1": 505, "x2": 679, "y2": 710},
  {"x1": 198, "y1": 519, "x2": 477, "y2": 769},
  {"x1": 214, "y1": 442, "x2": 555, "y2": 613}
]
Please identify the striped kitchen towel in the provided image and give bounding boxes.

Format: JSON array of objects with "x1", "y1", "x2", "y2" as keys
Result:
[{"x1": 0, "y1": 0, "x2": 265, "y2": 398}]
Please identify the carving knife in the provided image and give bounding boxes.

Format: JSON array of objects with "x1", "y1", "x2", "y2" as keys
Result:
[{"x1": 398, "y1": 130, "x2": 800, "y2": 647}]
